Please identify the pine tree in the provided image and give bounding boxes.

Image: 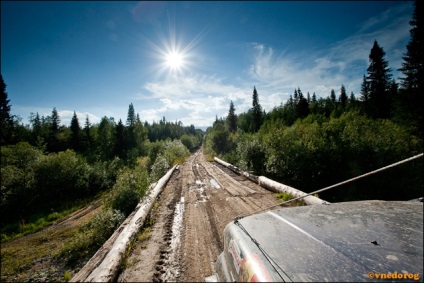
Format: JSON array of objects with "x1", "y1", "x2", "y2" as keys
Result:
[
  {"x1": 366, "y1": 40, "x2": 392, "y2": 119},
  {"x1": 226, "y1": 100, "x2": 237, "y2": 132},
  {"x1": 0, "y1": 74, "x2": 13, "y2": 145},
  {"x1": 330, "y1": 89, "x2": 337, "y2": 109},
  {"x1": 70, "y1": 111, "x2": 81, "y2": 151},
  {"x1": 47, "y1": 107, "x2": 61, "y2": 152},
  {"x1": 114, "y1": 119, "x2": 126, "y2": 159},
  {"x1": 126, "y1": 103, "x2": 136, "y2": 127},
  {"x1": 296, "y1": 89, "x2": 309, "y2": 119},
  {"x1": 398, "y1": 0, "x2": 423, "y2": 137},
  {"x1": 250, "y1": 86, "x2": 263, "y2": 132},
  {"x1": 339, "y1": 84, "x2": 348, "y2": 109}
]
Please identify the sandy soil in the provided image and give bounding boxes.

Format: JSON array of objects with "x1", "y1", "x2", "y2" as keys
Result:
[{"x1": 118, "y1": 150, "x2": 291, "y2": 282}]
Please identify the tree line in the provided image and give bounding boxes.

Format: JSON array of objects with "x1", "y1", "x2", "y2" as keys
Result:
[
  {"x1": 1, "y1": 76, "x2": 203, "y2": 231},
  {"x1": 205, "y1": 0, "x2": 423, "y2": 202}
]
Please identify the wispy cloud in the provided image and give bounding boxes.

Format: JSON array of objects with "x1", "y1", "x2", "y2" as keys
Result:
[
  {"x1": 138, "y1": 73, "x2": 253, "y2": 127},
  {"x1": 138, "y1": 2, "x2": 413, "y2": 128},
  {"x1": 247, "y1": 2, "x2": 412, "y2": 101}
]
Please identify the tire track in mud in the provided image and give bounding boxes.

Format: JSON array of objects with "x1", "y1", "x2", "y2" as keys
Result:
[{"x1": 119, "y1": 151, "x2": 290, "y2": 282}]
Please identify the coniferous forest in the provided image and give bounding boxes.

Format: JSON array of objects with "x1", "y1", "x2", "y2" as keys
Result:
[
  {"x1": 0, "y1": 0, "x2": 422, "y2": 248},
  {"x1": 204, "y1": 1, "x2": 423, "y2": 202}
]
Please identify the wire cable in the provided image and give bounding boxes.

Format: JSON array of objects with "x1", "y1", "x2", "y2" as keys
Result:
[{"x1": 235, "y1": 152, "x2": 423, "y2": 221}]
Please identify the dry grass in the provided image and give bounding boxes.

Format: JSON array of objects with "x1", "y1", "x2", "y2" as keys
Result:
[{"x1": 0, "y1": 203, "x2": 102, "y2": 282}]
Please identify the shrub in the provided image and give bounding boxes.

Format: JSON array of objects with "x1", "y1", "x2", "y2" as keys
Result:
[
  {"x1": 150, "y1": 154, "x2": 170, "y2": 182},
  {"x1": 105, "y1": 158, "x2": 149, "y2": 216}
]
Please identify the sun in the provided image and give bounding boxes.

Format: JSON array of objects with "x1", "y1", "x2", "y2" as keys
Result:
[{"x1": 166, "y1": 51, "x2": 184, "y2": 70}]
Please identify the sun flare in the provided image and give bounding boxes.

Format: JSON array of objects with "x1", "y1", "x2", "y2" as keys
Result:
[{"x1": 165, "y1": 51, "x2": 184, "y2": 70}]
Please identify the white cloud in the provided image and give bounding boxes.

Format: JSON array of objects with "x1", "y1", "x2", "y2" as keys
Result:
[
  {"x1": 138, "y1": 73, "x2": 254, "y2": 127},
  {"x1": 136, "y1": 2, "x2": 413, "y2": 129},
  {"x1": 246, "y1": 2, "x2": 412, "y2": 102}
]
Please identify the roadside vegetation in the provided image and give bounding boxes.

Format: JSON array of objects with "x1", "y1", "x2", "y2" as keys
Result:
[
  {"x1": 1, "y1": 80, "x2": 198, "y2": 280},
  {"x1": 204, "y1": 2, "x2": 423, "y2": 202}
]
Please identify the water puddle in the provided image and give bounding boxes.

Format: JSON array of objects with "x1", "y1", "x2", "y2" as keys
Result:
[{"x1": 209, "y1": 178, "x2": 221, "y2": 189}]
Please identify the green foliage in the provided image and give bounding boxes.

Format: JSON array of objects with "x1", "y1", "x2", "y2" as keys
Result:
[
  {"x1": 105, "y1": 157, "x2": 150, "y2": 216},
  {"x1": 150, "y1": 155, "x2": 170, "y2": 182},
  {"x1": 236, "y1": 133, "x2": 265, "y2": 175},
  {"x1": 86, "y1": 208, "x2": 125, "y2": 246},
  {"x1": 60, "y1": 208, "x2": 125, "y2": 265},
  {"x1": 163, "y1": 139, "x2": 190, "y2": 165}
]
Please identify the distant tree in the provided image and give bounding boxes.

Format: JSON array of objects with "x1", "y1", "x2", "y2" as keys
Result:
[
  {"x1": 366, "y1": 40, "x2": 392, "y2": 119},
  {"x1": 126, "y1": 103, "x2": 136, "y2": 127},
  {"x1": 250, "y1": 86, "x2": 263, "y2": 132},
  {"x1": 296, "y1": 90, "x2": 309, "y2": 119},
  {"x1": 398, "y1": 0, "x2": 423, "y2": 137},
  {"x1": 330, "y1": 89, "x2": 336, "y2": 107},
  {"x1": 282, "y1": 95, "x2": 297, "y2": 125},
  {"x1": 114, "y1": 119, "x2": 126, "y2": 159},
  {"x1": 348, "y1": 92, "x2": 357, "y2": 110},
  {"x1": 339, "y1": 84, "x2": 348, "y2": 109},
  {"x1": 226, "y1": 100, "x2": 237, "y2": 132},
  {"x1": 83, "y1": 115, "x2": 93, "y2": 152},
  {"x1": 0, "y1": 74, "x2": 13, "y2": 145},
  {"x1": 70, "y1": 111, "x2": 81, "y2": 151},
  {"x1": 47, "y1": 107, "x2": 61, "y2": 152},
  {"x1": 97, "y1": 116, "x2": 115, "y2": 160}
]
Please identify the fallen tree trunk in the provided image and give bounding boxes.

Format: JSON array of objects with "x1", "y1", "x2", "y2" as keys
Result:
[
  {"x1": 258, "y1": 176, "x2": 329, "y2": 205},
  {"x1": 71, "y1": 165, "x2": 177, "y2": 282},
  {"x1": 214, "y1": 157, "x2": 258, "y2": 183},
  {"x1": 214, "y1": 157, "x2": 329, "y2": 205}
]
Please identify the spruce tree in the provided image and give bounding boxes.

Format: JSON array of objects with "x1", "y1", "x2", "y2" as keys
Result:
[
  {"x1": 398, "y1": 0, "x2": 423, "y2": 137},
  {"x1": 114, "y1": 119, "x2": 126, "y2": 159},
  {"x1": 339, "y1": 84, "x2": 348, "y2": 109},
  {"x1": 70, "y1": 111, "x2": 81, "y2": 151},
  {"x1": 47, "y1": 107, "x2": 61, "y2": 152},
  {"x1": 366, "y1": 40, "x2": 392, "y2": 119},
  {"x1": 83, "y1": 115, "x2": 93, "y2": 153},
  {"x1": 0, "y1": 74, "x2": 13, "y2": 145},
  {"x1": 226, "y1": 100, "x2": 237, "y2": 132},
  {"x1": 250, "y1": 86, "x2": 262, "y2": 132}
]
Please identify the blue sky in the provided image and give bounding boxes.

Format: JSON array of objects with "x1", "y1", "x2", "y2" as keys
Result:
[{"x1": 1, "y1": 1, "x2": 414, "y2": 129}]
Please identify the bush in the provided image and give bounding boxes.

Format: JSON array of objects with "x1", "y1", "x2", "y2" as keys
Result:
[
  {"x1": 105, "y1": 157, "x2": 149, "y2": 217},
  {"x1": 86, "y1": 208, "x2": 125, "y2": 246},
  {"x1": 150, "y1": 155, "x2": 170, "y2": 182}
]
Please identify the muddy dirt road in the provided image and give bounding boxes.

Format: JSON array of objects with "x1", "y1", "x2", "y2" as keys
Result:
[{"x1": 118, "y1": 151, "x2": 291, "y2": 282}]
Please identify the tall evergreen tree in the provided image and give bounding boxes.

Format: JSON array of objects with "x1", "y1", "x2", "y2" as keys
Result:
[
  {"x1": 114, "y1": 119, "x2": 126, "y2": 159},
  {"x1": 125, "y1": 103, "x2": 137, "y2": 151},
  {"x1": 0, "y1": 74, "x2": 13, "y2": 145},
  {"x1": 126, "y1": 103, "x2": 136, "y2": 127},
  {"x1": 330, "y1": 89, "x2": 337, "y2": 110},
  {"x1": 47, "y1": 107, "x2": 61, "y2": 152},
  {"x1": 366, "y1": 40, "x2": 392, "y2": 119},
  {"x1": 250, "y1": 86, "x2": 263, "y2": 132},
  {"x1": 398, "y1": 0, "x2": 423, "y2": 137},
  {"x1": 339, "y1": 84, "x2": 348, "y2": 109},
  {"x1": 70, "y1": 111, "x2": 81, "y2": 151},
  {"x1": 296, "y1": 90, "x2": 309, "y2": 119},
  {"x1": 226, "y1": 100, "x2": 237, "y2": 132}
]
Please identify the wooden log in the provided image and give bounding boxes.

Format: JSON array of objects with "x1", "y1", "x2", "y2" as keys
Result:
[
  {"x1": 71, "y1": 165, "x2": 177, "y2": 282},
  {"x1": 258, "y1": 176, "x2": 329, "y2": 205},
  {"x1": 213, "y1": 157, "x2": 329, "y2": 205}
]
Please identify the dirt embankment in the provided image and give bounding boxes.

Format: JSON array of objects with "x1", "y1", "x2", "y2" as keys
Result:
[
  {"x1": 119, "y1": 151, "x2": 291, "y2": 282},
  {"x1": 1, "y1": 201, "x2": 102, "y2": 282}
]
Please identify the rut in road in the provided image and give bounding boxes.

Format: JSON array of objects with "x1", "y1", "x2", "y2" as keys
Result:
[{"x1": 118, "y1": 151, "x2": 291, "y2": 282}]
